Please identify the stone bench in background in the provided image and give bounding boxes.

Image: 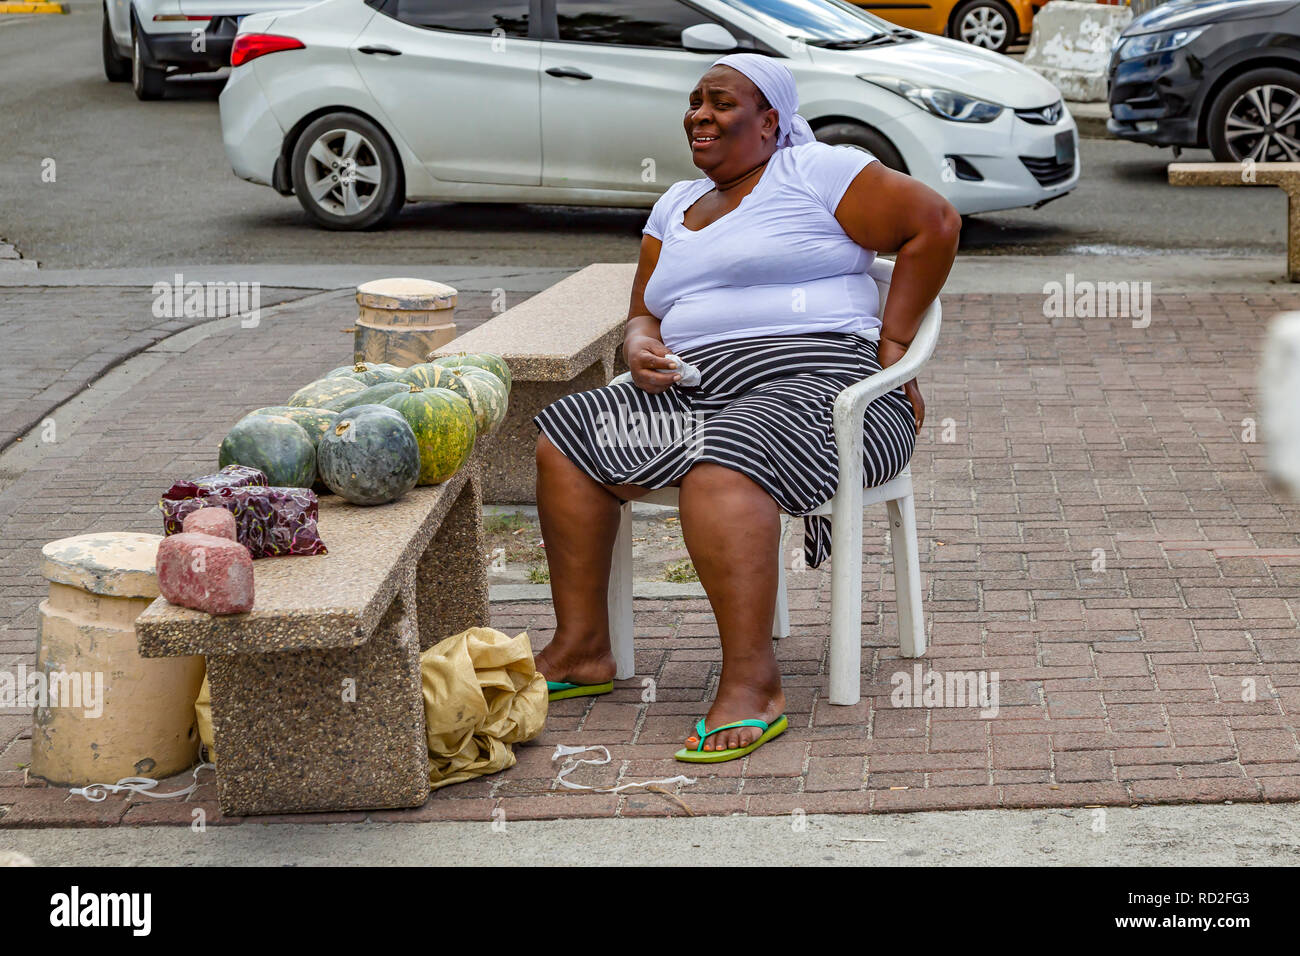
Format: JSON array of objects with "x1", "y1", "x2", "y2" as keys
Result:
[
  {"x1": 1168, "y1": 162, "x2": 1300, "y2": 281},
  {"x1": 135, "y1": 464, "x2": 488, "y2": 817},
  {"x1": 431, "y1": 262, "x2": 634, "y2": 503}
]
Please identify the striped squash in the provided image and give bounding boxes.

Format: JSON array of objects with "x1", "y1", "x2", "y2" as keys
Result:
[
  {"x1": 288, "y1": 376, "x2": 367, "y2": 409},
  {"x1": 439, "y1": 366, "x2": 508, "y2": 435},
  {"x1": 430, "y1": 352, "x2": 512, "y2": 392},
  {"x1": 381, "y1": 385, "x2": 477, "y2": 485}
]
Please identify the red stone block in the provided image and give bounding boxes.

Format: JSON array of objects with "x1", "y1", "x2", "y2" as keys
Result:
[
  {"x1": 182, "y1": 506, "x2": 237, "y2": 541},
  {"x1": 156, "y1": 532, "x2": 254, "y2": 615}
]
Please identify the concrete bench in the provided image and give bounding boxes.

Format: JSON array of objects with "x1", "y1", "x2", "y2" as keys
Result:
[
  {"x1": 1168, "y1": 162, "x2": 1300, "y2": 281},
  {"x1": 135, "y1": 464, "x2": 488, "y2": 817},
  {"x1": 431, "y1": 262, "x2": 634, "y2": 503}
]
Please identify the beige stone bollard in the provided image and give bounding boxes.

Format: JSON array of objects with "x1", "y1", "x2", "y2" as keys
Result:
[
  {"x1": 30, "y1": 532, "x2": 204, "y2": 787},
  {"x1": 354, "y1": 277, "x2": 457, "y2": 367}
]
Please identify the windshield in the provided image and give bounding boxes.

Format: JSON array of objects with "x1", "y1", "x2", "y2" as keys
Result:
[{"x1": 717, "y1": 0, "x2": 900, "y2": 41}]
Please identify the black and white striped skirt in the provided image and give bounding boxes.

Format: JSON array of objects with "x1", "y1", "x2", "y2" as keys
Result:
[{"x1": 533, "y1": 331, "x2": 916, "y2": 568}]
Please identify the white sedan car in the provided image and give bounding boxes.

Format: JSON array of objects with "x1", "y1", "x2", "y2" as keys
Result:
[
  {"x1": 103, "y1": 0, "x2": 305, "y2": 100},
  {"x1": 220, "y1": 0, "x2": 1079, "y2": 230}
]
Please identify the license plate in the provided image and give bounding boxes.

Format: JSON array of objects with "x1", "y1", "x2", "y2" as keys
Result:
[{"x1": 1055, "y1": 130, "x2": 1075, "y2": 165}]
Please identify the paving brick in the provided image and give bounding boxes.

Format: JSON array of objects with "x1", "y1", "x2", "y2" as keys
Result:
[
  {"x1": 1130, "y1": 778, "x2": 1262, "y2": 804},
  {"x1": 0, "y1": 788, "x2": 130, "y2": 828},
  {"x1": 993, "y1": 735, "x2": 1052, "y2": 770},
  {"x1": 805, "y1": 755, "x2": 865, "y2": 792},
  {"x1": 1054, "y1": 751, "x2": 1115, "y2": 783},
  {"x1": 1001, "y1": 782, "x2": 1130, "y2": 808},
  {"x1": 1235, "y1": 729, "x2": 1300, "y2": 764}
]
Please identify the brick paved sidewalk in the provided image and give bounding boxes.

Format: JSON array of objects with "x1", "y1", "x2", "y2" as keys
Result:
[
  {"x1": 3, "y1": 286, "x2": 1300, "y2": 827},
  {"x1": 0, "y1": 286, "x2": 311, "y2": 450}
]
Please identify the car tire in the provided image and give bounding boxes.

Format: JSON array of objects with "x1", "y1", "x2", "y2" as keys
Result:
[
  {"x1": 102, "y1": 8, "x2": 131, "y2": 82},
  {"x1": 131, "y1": 27, "x2": 166, "y2": 100},
  {"x1": 1206, "y1": 67, "x2": 1300, "y2": 163},
  {"x1": 815, "y1": 122, "x2": 909, "y2": 174},
  {"x1": 290, "y1": 113, "x2": 405, "y2": 231},
  {"x1": 950, "y1": 0, "x2": 1017, "y2": 55}
]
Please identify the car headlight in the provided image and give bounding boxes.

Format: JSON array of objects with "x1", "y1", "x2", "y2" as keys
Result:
[
  {"x1": 1116, "y1": 27, "x2": 1204, "y2": 61},
  {"x1": 859, "y1": 75, "x2": 1003, "y2": 123}
]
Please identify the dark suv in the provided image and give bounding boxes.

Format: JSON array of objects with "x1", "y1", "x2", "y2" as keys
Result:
[{"x1": 1108, "y1": 0, "x2": 1300, "y2": 161}]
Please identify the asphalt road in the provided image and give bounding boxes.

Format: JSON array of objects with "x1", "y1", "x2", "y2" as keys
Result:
[{"x1": 0, "y1": 2, "x2": 1286, "y2": 270}]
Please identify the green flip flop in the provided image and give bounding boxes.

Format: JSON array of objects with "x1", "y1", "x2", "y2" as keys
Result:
[
  {"x1": 547, "y1": 679, "x2": 614, "y2": 702},
  {"x1": 675, "y1": 714, "x2": 788, "y2": 763}
]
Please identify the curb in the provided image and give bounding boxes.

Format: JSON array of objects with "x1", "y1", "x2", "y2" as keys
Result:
[
  {"x1": 0, "y1": 2, "x2": 68, "y2": 11},
  {"x1": 0, "y1": 239, "x2": 34, "y2": 271},
  {"x1": 1066, "y1": 102, "x2": 1110, "y2": 140}
]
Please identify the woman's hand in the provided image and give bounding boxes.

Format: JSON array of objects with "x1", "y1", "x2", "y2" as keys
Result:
[
  {"x1": 877, "y1": 337, "x2": 924, "y2": 434},
  {"x1": 627, "y1": 333, "x2": 682, "y2": 394}
]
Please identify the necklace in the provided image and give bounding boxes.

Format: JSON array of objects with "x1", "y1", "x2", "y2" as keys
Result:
[{"x1": 714, "y1": 157, "x2": 770, "y2": 193}]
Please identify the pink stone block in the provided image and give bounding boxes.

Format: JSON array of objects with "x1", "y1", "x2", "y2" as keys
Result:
[
  {"x1": 182, "y1": 506, "x2": 237, "y2": 541},
  {"x1": 156, "y1": 533, "x2": 254, "y2": 615}
]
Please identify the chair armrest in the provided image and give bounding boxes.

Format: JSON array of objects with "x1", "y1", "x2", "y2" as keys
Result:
[{"x1": 831, "y1": 299, "x2": 943, "y2": 460}]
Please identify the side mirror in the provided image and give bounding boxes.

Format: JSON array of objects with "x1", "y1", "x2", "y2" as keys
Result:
[{"x1": 681, "y1": 23, "x2": 739, "y2": 51}]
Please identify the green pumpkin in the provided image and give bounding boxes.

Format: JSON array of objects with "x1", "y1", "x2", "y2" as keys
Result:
[
  {"x1": 218, "y1": 414, "x2": 316, "y2": 489},
  {"x1": 327, "y1": 361, "x2": 404, "y2": 385},
  {"x1": 316, "y1": 404, "x2": 420, "y2": 506},
  {"x1": 395, "y1": 362, "x2": 457, "y2": 390},
  {"x1": 288, "y1": 376, "x2": 367, "y2": 409},
  {"x1": 249, "y1": 406, "x2": 335, "y2": 447},
  {"x1": 430, "y1": 352, "x2": 511, "y2": 392},
  {"x1": 333, "y1": 381, "x2": 412, "y2": 411},
  {"x1": 382, "y1": 385, "x2": 477, "y2": 485},
  {"x1": 439, "y1": 366, "x2": 508, "y2": 435}
]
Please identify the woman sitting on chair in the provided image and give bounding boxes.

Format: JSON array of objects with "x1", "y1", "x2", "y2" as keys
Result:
[{"x1": 533, "y1": 53, "x2": 960, "y2": 763}]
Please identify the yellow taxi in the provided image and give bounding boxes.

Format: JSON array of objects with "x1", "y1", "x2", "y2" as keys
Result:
[{"x1": 848, "y1": 0, "x2": 1040, "y2": 55}]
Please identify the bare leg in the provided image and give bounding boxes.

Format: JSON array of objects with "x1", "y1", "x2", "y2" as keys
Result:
[
  {"x1": 533, "y1": 432, "x2": 648, "y2": 685},
  {"x1": 677, "y1": 463, "x2": 786, "y2": 752}
]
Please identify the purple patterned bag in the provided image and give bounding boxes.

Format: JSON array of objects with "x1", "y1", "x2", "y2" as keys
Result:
[
  {"x1": 160, "y1": 464, "x2": 268, "y2": 503},
  {"x1": 161, "y1": 485, "x2": 327, "y2": 558}
]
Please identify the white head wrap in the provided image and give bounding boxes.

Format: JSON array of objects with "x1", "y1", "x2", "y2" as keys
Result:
[{"x1": 709, "y1": 53, "x2": 817, "y2": 149}]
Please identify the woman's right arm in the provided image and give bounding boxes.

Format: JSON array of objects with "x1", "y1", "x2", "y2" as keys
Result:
[{"x1": 624, "y1": 234, "x2": 681, "y2": 394}]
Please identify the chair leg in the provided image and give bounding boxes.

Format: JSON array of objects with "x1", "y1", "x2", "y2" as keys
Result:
[
  {"x1": 773, "y1": 515, "x2": 790, "y2": 640},
  {"x1": 886, "y1": 493, "x2": 926, "y2": 658},
  {"x1": 828, "y1": 483, "x2": 864, "y2": 705},
  {"x1": 608, "y1": 500, "x2": 636, "y2": 680}
]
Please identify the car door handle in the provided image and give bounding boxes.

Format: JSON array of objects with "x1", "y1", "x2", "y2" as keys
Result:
[
  {"x1": 545, "y1": 66, "x2": 592, "y2": 80},
  {"x1": 358, "y1": 45, "x2": 402, "y2": 56}
]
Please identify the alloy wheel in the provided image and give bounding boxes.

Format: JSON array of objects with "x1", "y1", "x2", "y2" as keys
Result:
[
  {"x1": 301, "y1": 128, "x2": 383, "y2": 217},
  {"x1": 959, "y1": 6, "x2": 1008, "y2": 51},
  {"x1": 1224, "y1": 83, "x2": 1300, "y2": 162}
]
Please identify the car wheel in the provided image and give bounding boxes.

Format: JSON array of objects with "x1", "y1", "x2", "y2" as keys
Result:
[
  {"x1": 951, "y1": 0, "x2": 1016, "y2": 55},
  {"x1": 102, "y1": 8, "x2": 131, "y2": 82},
  {"x1": 131, "y1": 28, "x2": 166, "y2": 100},
  {"x1": 290, "y1": 113, "x2": 405, "y2": 231},
  {"x1": 815, "y1": 122, "x2": 909, "y2": 174},
  {"x1": 1207, "y1": 68, "x2": 1300, "y2": 162}
]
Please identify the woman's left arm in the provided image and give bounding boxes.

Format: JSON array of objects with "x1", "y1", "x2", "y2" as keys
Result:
[{"x1": 833, "y1": 162, "x2": 962, "y2": 434}]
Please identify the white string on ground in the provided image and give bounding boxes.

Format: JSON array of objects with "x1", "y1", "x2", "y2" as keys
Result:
[
  {"x1": 69, "y1": 762, "x2": 215, "y2": 803},
  {"x1": 551, "y1": 744, "x2": 695, "y2": 793}
]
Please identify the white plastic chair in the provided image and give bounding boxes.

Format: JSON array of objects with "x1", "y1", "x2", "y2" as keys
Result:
[{"x1": 605, "y1": 257, "x2": 942, "y2": 705}]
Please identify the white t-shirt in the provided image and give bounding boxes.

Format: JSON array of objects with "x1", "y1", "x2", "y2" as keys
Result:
[{"x1": 641, "y1": 141, "x2": 880, "y2": 354}]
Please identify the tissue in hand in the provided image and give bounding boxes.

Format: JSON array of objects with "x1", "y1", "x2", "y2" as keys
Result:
[{"x1": 664, "y1": 353, "x2": 702, "y2": 387}]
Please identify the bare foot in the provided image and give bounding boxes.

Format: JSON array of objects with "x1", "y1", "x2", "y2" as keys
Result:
[
  {"x1": 685, "y1": 661, "x2": 785, "y2": 753},
  {"x1": 535, "y1": 630, "x2": 616, "y2": 687}
]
